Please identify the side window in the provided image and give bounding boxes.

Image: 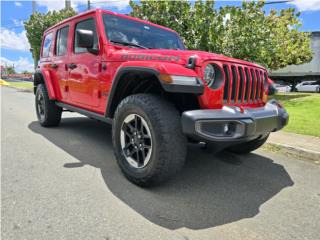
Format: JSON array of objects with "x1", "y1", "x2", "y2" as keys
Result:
[
  {"x1": 74, "y1": 18, "x2": 98, "y2": 53},
  {"x1": 42, "y1": 32, "x2": 53, "y2": 58},
  {"x1": 56, "y1": 26, "x2": 69, "y2": 56}
]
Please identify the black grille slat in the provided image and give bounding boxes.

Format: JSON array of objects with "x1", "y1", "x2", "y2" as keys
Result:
[
  {"x1": 231, "y1": 66, "x2": 237, "y2": 101},
  {"x1": 244, "y1": 68, "x2": 250, "y2": 102},
  {"x1": 260, "y1": 71, "x2": 265, "y2": 99},
  {"x1": 250, "y1": 69, "x2": 255, "y2": 101},
  {"x1": 255, "y1": 70, "x2": 260, "y2": 100},
  {"x1": 255, "y1": 71, "x2": 259, "y2": 100},
  {"x1": 238, "y1": 67, "x2": 245, "y2": 102},
  {"x1": 223, "y1": 65, "x2": 230, "y2": 102}
]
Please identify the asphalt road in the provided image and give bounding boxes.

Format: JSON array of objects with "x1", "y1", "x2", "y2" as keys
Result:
[{"x1": 2, "y1": 86, "x2": 320, "y2": 240}]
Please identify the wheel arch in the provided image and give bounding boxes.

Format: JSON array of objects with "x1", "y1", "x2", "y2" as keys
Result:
[
  {"x1": 105, "y1": 67, "x2": 163, "y2": 118},
  {"x1": 105, "y1": 66, "x2": 201, "y2": 118},
  {"x1": 33, "y1": 69, "x2": 57, "y2": 99}
]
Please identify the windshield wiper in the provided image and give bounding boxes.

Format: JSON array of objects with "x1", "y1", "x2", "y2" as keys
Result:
[{"x1": 110, "y1": 40, "x2": 149, "y2": 49}]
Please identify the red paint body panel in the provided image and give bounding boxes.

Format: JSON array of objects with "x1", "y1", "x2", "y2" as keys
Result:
[
  {"x1": 39, "y1": 67, "x2": 57, "y2": 100},
  {"x1": 38, "y1": 9, "x2": 270, "y2": 116}
]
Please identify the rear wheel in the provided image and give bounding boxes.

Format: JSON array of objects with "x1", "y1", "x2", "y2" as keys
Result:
[
  {"x1": 35, "y1": 84, "x2": 62, "y2": 127},
  {"x1": 227, "y1": 134, "x2": 269, "y2": 154},
  {"x1": 112, "y1": 94, "x2": 187, "y2": 187}
]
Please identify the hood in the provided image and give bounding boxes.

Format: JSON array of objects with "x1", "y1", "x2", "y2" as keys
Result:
[{"x1": 108, "y1": 48, "x2": 265, "y2": 70}]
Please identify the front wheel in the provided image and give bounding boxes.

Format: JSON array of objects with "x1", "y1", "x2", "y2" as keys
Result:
[
  {"x1": 35, "y1": 84, "x2": 62, "y2": 127},
  {"x1": 112, "y1": 94, "x2": 187, "y2": 187},
  {"x1": 227, "y1": 134, "x2": 269, "y2": 154}
]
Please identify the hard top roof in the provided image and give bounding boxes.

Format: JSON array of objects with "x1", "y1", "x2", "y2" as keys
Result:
[{"x1": 44, "y1": 9, "x2": 176, "y2": 34}]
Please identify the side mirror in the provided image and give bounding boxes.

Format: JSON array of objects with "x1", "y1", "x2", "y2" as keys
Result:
[
  {"x1": 76, "y1": 29, "x2": 98, "y2": 54},
  {"x1": 77, "y1": 29, "x2": 93, "y2": 48}
]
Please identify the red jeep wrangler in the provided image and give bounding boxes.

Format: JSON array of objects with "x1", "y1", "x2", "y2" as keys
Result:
[{"x1": 34, "y1": 9, "x2": 288, "y2": 186}]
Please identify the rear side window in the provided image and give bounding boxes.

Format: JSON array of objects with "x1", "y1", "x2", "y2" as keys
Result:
[
  {"x1": 56, "y1": 26, "x2": 69, "y2": 56},
  {"x1": 74, "y1": 18, "x2": 98, "y2": 53},
  {"x1": 42, "y1": 32, "x2": 53, "y2": 58}
]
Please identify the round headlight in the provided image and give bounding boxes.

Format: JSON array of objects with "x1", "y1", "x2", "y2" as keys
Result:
[{"x1": 204, "y1": 64, "x2": 215, "y2": 87}]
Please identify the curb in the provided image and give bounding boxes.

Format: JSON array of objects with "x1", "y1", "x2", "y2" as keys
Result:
[
  {"x1": 0, "y1": 79, "x2": 10, "y2": 86},
  {"x1": 266, "y1": 142, "x2": 320, "y2": 162}
]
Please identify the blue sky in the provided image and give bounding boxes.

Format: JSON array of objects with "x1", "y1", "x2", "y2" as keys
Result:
[{"x1": 1, "y1": 0, "x2": 320, "y2": 72}]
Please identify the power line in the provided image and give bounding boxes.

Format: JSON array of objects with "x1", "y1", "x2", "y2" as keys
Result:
[{"x1": 265, "y1": 0, "x2": 293, "y2": 5}]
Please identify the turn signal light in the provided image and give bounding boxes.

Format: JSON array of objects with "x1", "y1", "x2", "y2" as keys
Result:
[{"x1": 159, "y1": 74, "x2": 173, "y2": 84}]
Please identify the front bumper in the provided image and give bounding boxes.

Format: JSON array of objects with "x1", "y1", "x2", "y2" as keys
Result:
[{"x1": 181, "y1": 100, "x2": 289, "y2": 144}]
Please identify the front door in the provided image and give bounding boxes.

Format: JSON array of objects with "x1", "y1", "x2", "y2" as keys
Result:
[{"x1": 68, "y1": 17, "x2": 101, "y2": 109}]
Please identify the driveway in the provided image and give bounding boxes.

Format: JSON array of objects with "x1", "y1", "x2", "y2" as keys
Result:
[{"x1": 2, "y1": 87, "x2": 320, "y2": 240}]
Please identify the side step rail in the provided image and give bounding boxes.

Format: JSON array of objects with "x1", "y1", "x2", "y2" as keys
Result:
[{"x1": 55, "y1": 102, "x2": 112, "y2": 124}]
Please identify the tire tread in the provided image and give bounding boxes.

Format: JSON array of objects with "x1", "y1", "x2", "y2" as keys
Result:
[
  {"x1": 36, "y1": 84, "x2": 62, "y2": 127},
  {"x1": 112, "y1": 94, "x2": 187, "y2": 187}
]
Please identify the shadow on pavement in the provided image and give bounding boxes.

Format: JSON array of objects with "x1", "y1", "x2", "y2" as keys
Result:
[{"x1": 28, "y1": 117, "x2": 294, "y2": 230}]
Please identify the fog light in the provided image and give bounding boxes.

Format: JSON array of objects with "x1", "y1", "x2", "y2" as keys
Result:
[{"x1": 223, "y1": 124, "x2": 229, "y2": 134}]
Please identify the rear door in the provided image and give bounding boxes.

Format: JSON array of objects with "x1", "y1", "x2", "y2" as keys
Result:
[
  {"x1": 67, "y1": 16, "x2": 101, "y2": 109},
  {"x1": 51, "y1": 25, "x2": 70, "y2": 101}
]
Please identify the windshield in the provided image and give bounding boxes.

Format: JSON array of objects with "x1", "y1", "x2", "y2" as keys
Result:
[{"x1": 102, "y1": 14, "x2": 185, "y2": 50}]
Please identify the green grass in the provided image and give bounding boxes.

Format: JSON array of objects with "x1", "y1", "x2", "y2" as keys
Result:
[
  {"x1": 7, "y1": 81, "x2": 33, "y2": 89},
  {"x1": 270, "y1": 92, "x2": 320, "y2": 137}
]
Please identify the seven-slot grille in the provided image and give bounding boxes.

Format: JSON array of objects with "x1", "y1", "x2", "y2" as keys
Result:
[{"x1": 222, "y1": 64, "x2": 267, "y2": 104}]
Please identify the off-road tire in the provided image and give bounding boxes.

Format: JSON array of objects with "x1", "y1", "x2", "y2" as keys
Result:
[
  {"x1": 227, "y1": 134, "x2": 269, "y2": 154},
  {"x1": 35, "y1": 84, "x2": 62, "y2": 127},
  {"x1": 112, "y1": 94, "x2": 187, "y2": 187}
]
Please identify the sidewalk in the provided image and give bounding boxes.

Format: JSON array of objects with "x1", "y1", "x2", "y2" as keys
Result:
[{"x1": 267, "y1": 131, "x2": 320, "y2": 161}]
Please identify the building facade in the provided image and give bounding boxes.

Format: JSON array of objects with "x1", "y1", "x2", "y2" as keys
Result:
[{"x1": 269, "y1": 31, "x2": 320, "y2": 84}]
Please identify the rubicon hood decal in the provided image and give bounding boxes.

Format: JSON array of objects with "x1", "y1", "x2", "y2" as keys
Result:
[
  {"x1": 121, "y1": 54, "x2": 181, "y2": 62},
  {"x1": 109, "y1": 49, "x2": 265, "y2": 70}
]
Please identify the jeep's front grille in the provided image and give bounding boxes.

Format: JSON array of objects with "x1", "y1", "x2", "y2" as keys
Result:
[{"x1": 223, "y1": 64, "x2": 267, "y2": 104}]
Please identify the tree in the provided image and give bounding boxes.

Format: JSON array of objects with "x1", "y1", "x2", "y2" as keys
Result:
[
  {"x1": 130, "y1": 0, "x2": 312, "y2": 70},
  {"x1": 6, "y1": 66, "x2": 16, "y2": 74},
  {"x1": 24, "y1": 8, "x2": 76, "y2": 69},
  {"x1": 130, "y1": 0, "x2": 221, "y2": 51}
]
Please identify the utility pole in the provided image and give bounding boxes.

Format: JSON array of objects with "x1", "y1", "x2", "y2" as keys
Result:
[
  {"x1": 31, "y1": 0, "x2": 37, "y2": 71},
  {"x1": 32, "y1": 0, "x2": 36, "y2": 13},
  {"x1": 65, "y1": 0, "x2": 71, "y2": 10},
  {"x1": 87, "y1": 0, "x2": 91, "y2": 10}
]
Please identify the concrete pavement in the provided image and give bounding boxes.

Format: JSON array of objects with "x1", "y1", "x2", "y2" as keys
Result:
[{"x1": 1, "y1": 86, "x2": 320, "y2": 240}]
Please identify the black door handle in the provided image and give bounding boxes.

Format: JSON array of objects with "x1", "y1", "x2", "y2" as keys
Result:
[
  {"x1": 67, "y1": 63, "x2": 77, "y2": 69},
  {"x1": 50, "y1": 63, "x2": 58, "y2": 69}
]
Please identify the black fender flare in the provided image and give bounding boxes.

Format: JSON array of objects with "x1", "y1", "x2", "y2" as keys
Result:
[{"x1": 105, "y1": 66, "x2": 203, "y2": 118}]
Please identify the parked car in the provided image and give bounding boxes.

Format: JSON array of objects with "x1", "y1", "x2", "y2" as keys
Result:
[
  {"x1": 274, "y1": 83, "x2": 291, "y2": 93},
  {"x1": 296, "y1": 81, "x2": 320, "y2": 93},
  {"x1": 33, "y1": 9, "x2": 288, "y2": 186}
]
